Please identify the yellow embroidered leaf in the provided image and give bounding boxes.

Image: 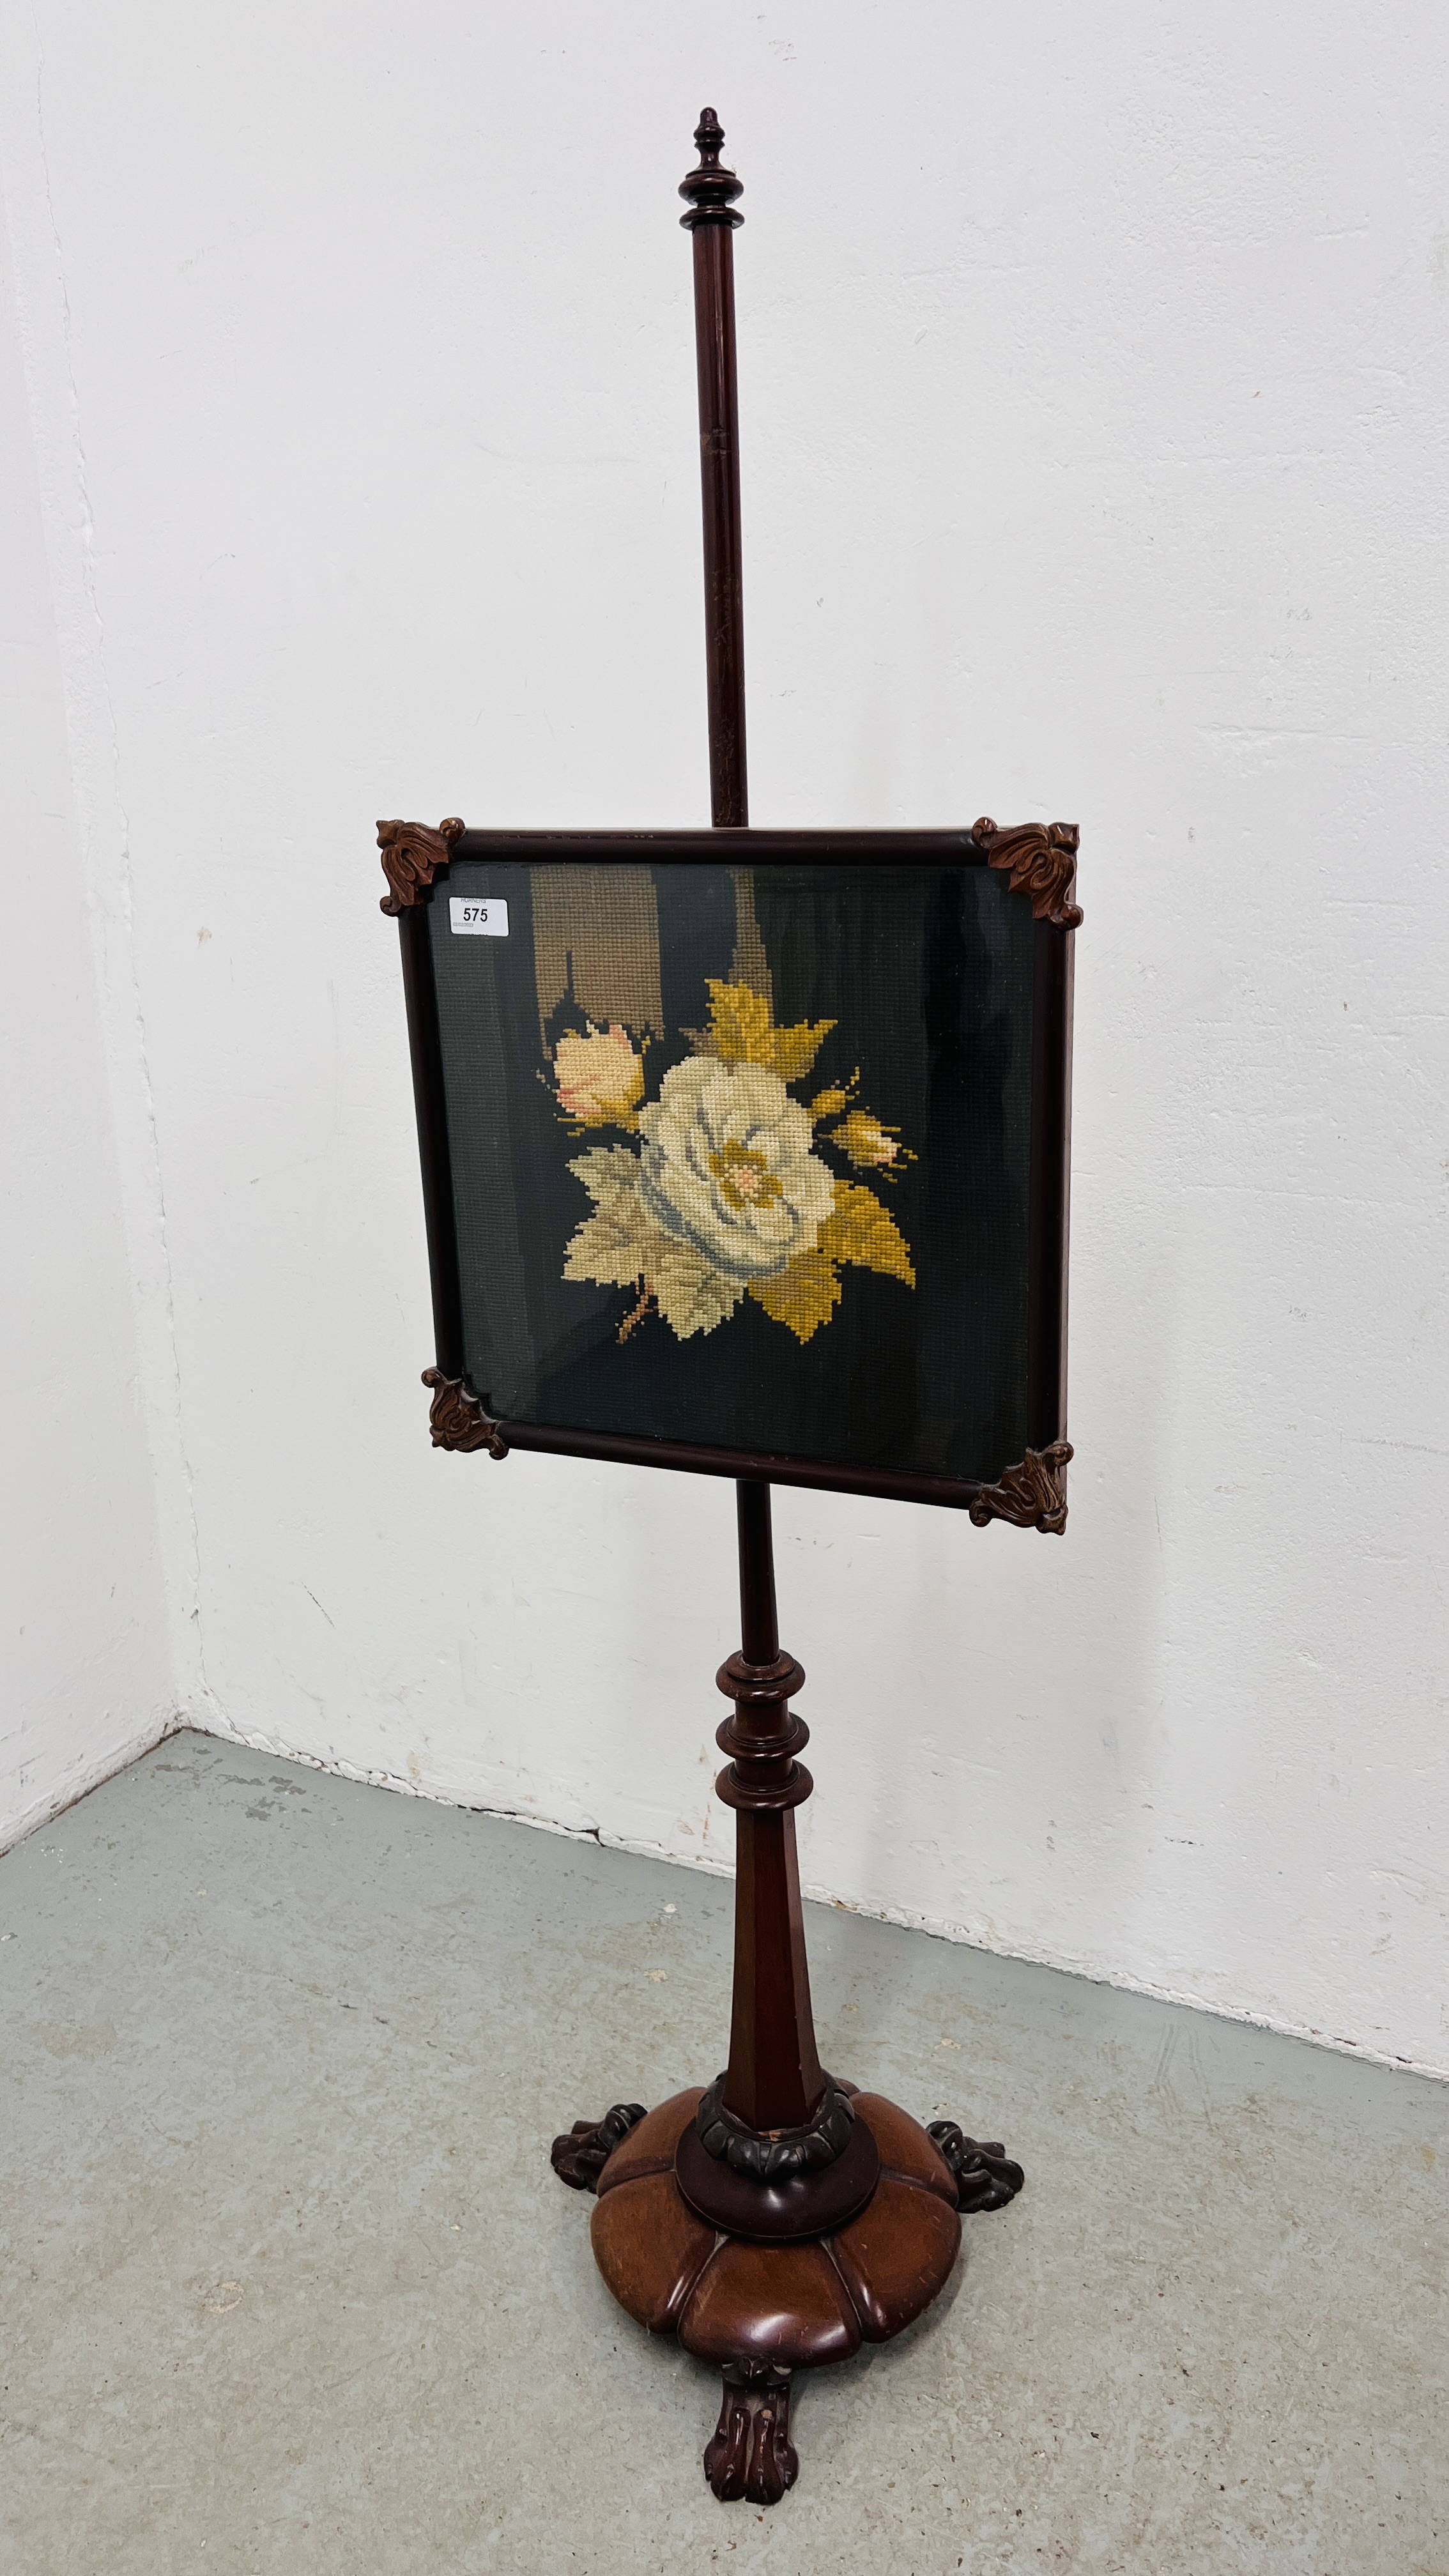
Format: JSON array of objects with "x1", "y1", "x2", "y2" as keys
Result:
[
  {"x1": 703, "y1": 980, "x2": 776, "y2": 1066},
  {"x1": 562, "y1": 1208, "x2": 647, "y2": 1292},
  {"x1": 769, "y1": 1018, "x2": 836, "y2": 1082},
  {"x1": 702, "y1": 979, "x2": 836, "y2": 1082},
  {"x1": 562, "y1": 1149, "x2": 654, "y2": 1288},
  {"x1": 809, "y1": 1084, "x2": 852, "y2": 1124},
  {"x1": 651, "y1": 1239, "x2": 741, "y2": 1339},
  {"x1": 749, "y1": 1248, "x2": 843, "y2": 1343},
  {"x1": 820, "y1": 1179, "x2": 916, "y2": 1285}
]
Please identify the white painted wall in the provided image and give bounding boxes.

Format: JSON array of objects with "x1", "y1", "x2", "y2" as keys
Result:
[
  {"x1": 2, "y1": 4, "x2": 1445, "y2": 2071},
  {"x1": 0, "y1": 202, "x2": 174, "y2": 1844}
]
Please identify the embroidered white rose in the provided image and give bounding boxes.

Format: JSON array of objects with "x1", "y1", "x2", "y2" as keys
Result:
[
  {"x1": 639, "y1": 1058, "x2": 834, "y2": 1283},
  {"x1": 557, "y1": 978, "x2": 915, "y2": 1345}
]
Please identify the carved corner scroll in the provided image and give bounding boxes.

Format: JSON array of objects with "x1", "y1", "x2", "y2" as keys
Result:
[
  {"x1": 969, "y1": 1441, "x2": 1073, "y2": 1535},
  {"x1": 421, "y1": 1367, "x2": 509, "y2": 1460},
  {"x1": 378, "y1": 816, "x2": 464, "y2": 916},
  {"x1": 973, "y1": 816, "x2": 1082, "y2": 930}
]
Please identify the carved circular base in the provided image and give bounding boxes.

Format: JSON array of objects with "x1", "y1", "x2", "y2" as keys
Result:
[
  {"x1": 590, "y1": 2085, "x2": 962, "y2": 2367},
  {"x1": 675, "y1": 2102, "x2": 880, "y2": 2240}
]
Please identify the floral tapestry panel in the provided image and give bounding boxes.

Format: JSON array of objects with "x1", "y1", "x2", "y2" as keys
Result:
[{"x1": 427, "y1": 857, "x2": 1034, "y2": 1483}]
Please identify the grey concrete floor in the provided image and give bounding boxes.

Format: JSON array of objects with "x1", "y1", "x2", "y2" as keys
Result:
[{"x1": 1, "y1": 1734, "x2": 1445, "y2": 2575}]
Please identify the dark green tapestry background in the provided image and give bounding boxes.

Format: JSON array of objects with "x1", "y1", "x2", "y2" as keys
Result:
[{"x1": 426, "y1": 858, "x2": 1034, "y2": 1483}]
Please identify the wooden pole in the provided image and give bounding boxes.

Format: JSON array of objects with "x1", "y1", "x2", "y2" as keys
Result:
[
  {"x1": 680, "y1": 107, "x2": 748, "y2": 829},
  {"x1": 680, "y1": 112, "x2": 827, "y2": 2144}
]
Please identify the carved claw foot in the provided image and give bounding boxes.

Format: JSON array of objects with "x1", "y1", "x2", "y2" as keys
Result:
[
  {"x1": 551, "y1": 2103, "x2": 648, "y2": 2191},
  {"x1": 703, "y1": 2361, "x2": 798, "y2": 2506},
  {"x1": 926, "y1": 2120, "x2": 1025, "y2": 2213}
]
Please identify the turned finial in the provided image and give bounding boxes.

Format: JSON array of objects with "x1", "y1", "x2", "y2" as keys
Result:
[{"x1": 679, "y1": 105, "x2": 744, "y2": 231}]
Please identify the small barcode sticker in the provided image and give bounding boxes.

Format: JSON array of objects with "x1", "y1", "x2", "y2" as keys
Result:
[{"x1": 450, "y1": 897, "x2": 509, "y2": 937}]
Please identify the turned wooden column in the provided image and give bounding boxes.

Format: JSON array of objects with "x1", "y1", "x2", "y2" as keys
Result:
[{"x1": 717, "y1": 1480, "x2": 824, "y2": 2129}]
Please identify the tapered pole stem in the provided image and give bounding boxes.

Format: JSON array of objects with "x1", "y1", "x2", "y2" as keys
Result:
[{"x1": 736, "y1": 1478, "x2": 778, "y2": 1662}]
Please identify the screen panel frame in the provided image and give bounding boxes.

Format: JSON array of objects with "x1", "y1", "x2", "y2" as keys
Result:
[{"x1": 392, "y1": 824, "x2": 1074, "y2": 1519}]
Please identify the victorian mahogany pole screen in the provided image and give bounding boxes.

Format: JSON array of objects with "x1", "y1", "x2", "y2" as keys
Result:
[
  {"x1": 376, "y1": 98, "x2": 1049, "y2": 2510},
  {"x1": 680, "y1": 112, "x2": 826, "y2": 2138}
]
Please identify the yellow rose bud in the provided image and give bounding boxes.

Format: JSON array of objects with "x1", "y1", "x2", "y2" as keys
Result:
[
  {"x1": 554, "y1": 1025, "x2": 645, "y2": 1128},
  {"x1": 834, "y1": 1108, "x2": 908, "y2": 1170}
]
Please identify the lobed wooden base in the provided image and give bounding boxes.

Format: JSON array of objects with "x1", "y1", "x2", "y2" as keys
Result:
[{"x1": 559, "y1": 2085, "x2": 983, "y2": 2504}]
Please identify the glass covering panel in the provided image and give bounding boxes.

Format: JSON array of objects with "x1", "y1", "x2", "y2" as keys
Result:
[{"x1": 427, "y1": 855, "x2": 1034, "y2": 1483}]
